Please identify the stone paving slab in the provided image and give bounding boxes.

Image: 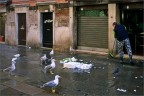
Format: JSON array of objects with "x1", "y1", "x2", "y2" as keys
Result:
[
  {"x1": 3, "y1": 80, "x2": 44, "y2": 96},
  {"x1": 0, "y1": 85, "x2": 8, "y2": 91},
  {"x1": 0, "y1": 87, "x2": 30, "y2": 96},
  {"x1": 12, "y1": 75, "x2": 29, "y2": 83}
]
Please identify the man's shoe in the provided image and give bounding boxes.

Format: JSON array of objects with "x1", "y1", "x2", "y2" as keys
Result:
[{"x1": 130, "y1": 61, "x2": 135, "y2": 66}]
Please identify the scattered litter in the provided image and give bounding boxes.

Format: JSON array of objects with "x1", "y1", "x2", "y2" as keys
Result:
[
  {"x1": 87, "y1": 72, "x2": 90, "y2": 73},
  {"x1": 102, "y1": 67, "x2": 105, "y2": 69},
  {"x1": 140, "y1": 76, "x2": 143, "y2": 78},
  {"x1": 112, "y1": 68, "x2": 119, "y2": 75},
  {"x1": 113, "y1": 77, "x2": 116, "y2": 78},
  {"x1": 60, "y1": 57, "x2": 77, "y2": 63},
  {"x1": 117, "y1": 88, "x2": 127, "y2": 92},
  {"x1": 63, "y1": 62, "x2": 93, "y2": 70},
  {"x1": 133, "y1": 90, "x2": 136, "y2": 92},
  {"x1": 60, "y1": 57, "x2": 93, "y2": 73},
  {"x1": 108, "y1": 63, "x2": 111, "y2": 65},
  {"x1": 135, "y1": 77, "x2": 138, "y2": 79},
  {"x1": 79, "y1": 59, "x2": 83, "y2": 62},
  {"x1": 136, "y1": 86, "x2": 139, "y2": 87}
]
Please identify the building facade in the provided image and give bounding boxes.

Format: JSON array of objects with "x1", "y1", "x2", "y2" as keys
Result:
[
  {"x1": 1, "y1": 0, "x2": 144, "y2": 56},
  {"x1": 72, "y1": 0, "x2": 143, "y2": 56}
]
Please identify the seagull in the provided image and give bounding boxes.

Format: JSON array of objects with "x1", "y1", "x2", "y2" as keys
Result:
[
  {"x1": 3, "y1": 61, "x2": 16, "y2": 76},
  {"x1": 40, "y1": 54, "x2": 47, "y2": 65},
  {"x1": 43, "y1": 59, "x2": 56, "y2": 74},
  {"x1": 70, "y1": 46, "x2": 75, "y2": 54},
  {"x1": 112, "y1": 67, "x2": 119, "y2": 75},
  {"x1": 12, "y1": 58, "x2": 17, "y2": 62},
  {"x1": 40, "y1": 75, "x2": 61, "y2": 93},
  {"x1": 50, "y1": 49, "x2": 54, "y2": 56}
]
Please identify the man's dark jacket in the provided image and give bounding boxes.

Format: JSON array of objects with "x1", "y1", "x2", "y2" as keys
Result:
[{"x1": 114, "y1": 24, "x2": 129, "y2": 41}]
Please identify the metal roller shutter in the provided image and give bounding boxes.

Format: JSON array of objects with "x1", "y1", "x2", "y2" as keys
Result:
[{"x1": 77, "y1": 10, "x2": 108, "y2": 50}]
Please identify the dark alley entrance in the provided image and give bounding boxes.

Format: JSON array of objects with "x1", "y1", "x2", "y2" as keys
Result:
[{"x1": 120, "y1": 9, "x2": 143, "y2": 56}]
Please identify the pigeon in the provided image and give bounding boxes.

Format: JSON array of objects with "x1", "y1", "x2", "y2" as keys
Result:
[
  {"x1": 70, "y1": 46, "x2": 75, "y2": 54},
  {"x1": 112, "y1": 67, "x2": 119, "y2": 75},
  {"x1": 3, "y1": 61, "x2": 16, "y2": 76},
  {"x1": 40, "y1": 75, "x2": 61, "y2": 93},
  {"x1": 43, "y1": 59, "x2": 56, "y2": 74},
  {"x1": 40, "y1": 54, "x2": 47, "y2": 65},
  {"x1": 50, "y1": 49, "x2": 54, "y2": 56}
]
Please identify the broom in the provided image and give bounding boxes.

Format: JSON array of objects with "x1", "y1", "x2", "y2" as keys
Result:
[{"x1": 109, "y1": 40, "x2": 115, "y2": 58}]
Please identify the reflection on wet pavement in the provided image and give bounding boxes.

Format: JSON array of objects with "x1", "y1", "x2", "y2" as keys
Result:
[{"x1": 0, "y1": 44, "x2": 143, "y2": 96}]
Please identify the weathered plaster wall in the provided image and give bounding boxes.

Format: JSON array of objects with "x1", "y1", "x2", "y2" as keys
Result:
[
  {"x1": 54, "y1": 8, "x2": 71, "y2": 51},
  {"x1": 6, "y1": 7, "x2": 40, "y2": 47},
  {"x1": 5, "y1": 12, "x2": 16, "y2": 45},
  {"x1": 27, "y1": 10, "x2": 40, "y2": 47},
  {"x1": 108, "y1": 4, "x2": 120, "y2": 54}
]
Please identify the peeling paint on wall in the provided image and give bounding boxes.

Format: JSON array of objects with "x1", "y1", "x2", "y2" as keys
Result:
[
  {"x1": 5, "y1": 12, "x2": 16, "y2": 45},
  {"x1": 54, "y1": 8, "x2": 71, "y2": 51},
  {"x1": 27, "y1": 11, "x2": 40, "y2": 47},
  {"x1": 55, "y1": 8, "x2": 69, "y2": 27}
]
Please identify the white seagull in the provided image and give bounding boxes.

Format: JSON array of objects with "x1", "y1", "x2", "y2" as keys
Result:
[
  {"x1": 40, "y1": 54, "x2": 47, "y2": 65},
  {"x1": 3, "y1": 61, "x2": 16, "y2": 76},
  {"x1": 40, "y1": 75, "x2": 61, "y2": 93},
  {"x1": 12, "y1": 58, "x2": 17, "y2": 62},
  {"x1": 50, "y1": 49, "x2": 54, "y2": 56},
  {"x1": 43, "y1": 59, "x2": 56, "y2": 74}
]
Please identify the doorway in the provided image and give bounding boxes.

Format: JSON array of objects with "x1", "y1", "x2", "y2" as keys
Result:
[
  {"x1": 0, "y1": 13, "x2": 6, "y2": 42},
  {"x1": 42, "y1": 12, "x2": 53, "y2": 48},
  {"x1": 120, "y1": 9, "x2": 144, "y2": 56},
  {"x1": 18, "y1": 13, "x2": 26, "y2": 45}
]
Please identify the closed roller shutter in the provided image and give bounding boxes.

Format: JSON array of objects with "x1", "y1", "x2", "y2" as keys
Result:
[{"x1": 77, "y1": 9, "x2": 108, "y2": 49}]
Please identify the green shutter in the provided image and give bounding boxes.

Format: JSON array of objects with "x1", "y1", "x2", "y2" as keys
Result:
[{"x1": 77, "y1": 10, "x2": 108, "y2": 49}]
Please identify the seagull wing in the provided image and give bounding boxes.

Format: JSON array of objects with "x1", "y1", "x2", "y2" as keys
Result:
[
  {"x1": 3, "y1": 64, "x2": 15, "y2": 72},
  {"x1": 44, "y1": 65, "x2": 52, "y2": 70},
  {"x1": 47, "y1": 81, "x2": 57, "y2": 88},
  {"x1": 42, "y1": 80, "x2": 56, "y2": 88}
]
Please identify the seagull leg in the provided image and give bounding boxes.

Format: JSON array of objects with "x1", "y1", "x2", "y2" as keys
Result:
[
  {"x1": 52, "y1": 88, "x2": 56, "y2": 93},
  {"x1": 50, "y1": 69, "x2": 54, "y2": 74},
  {"x1": 44, "y1": 60, "x2": 47, "y2": 65},
  {"x1": 8, "y1": 71, "x2": 12, "y2": 77},
  {"x1": 42, "y1": 69, "x2": 47, "y2": 73},
  {"x1": 40, "y1": 60, "x2": 42, "y2": 66}
]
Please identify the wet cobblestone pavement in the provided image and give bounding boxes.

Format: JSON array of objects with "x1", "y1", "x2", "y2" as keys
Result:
[{"x1": 0, "y1": 44, "x2": 144, "y2": 96}]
